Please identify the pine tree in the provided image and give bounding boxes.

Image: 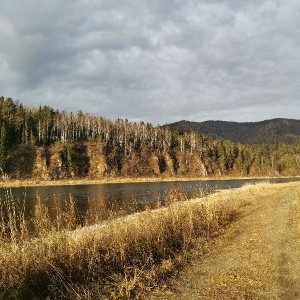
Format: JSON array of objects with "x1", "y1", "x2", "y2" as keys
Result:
[{"x1": 0, "y1": 122, "x2": 8, "y2": 170}]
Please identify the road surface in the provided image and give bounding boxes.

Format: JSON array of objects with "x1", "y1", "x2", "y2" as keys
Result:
[{"x1": 162, "y1": 182, "x2": 300, "y2": 299}]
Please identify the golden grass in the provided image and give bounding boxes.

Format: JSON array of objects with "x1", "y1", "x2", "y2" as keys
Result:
[{"x1": 0, "y1": 182, "x2": 273, "y2": 299}]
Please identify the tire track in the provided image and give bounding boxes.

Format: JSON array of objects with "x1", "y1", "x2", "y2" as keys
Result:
[{"x1": 159, "y1": 183, "x2": 300, "y2": 300}]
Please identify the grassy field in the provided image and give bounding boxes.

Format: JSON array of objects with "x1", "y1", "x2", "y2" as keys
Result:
[{"x1": 0, "y1": 182, "x2": 273, "y2": 299}]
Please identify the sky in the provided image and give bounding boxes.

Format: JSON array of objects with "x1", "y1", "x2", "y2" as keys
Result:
[{"x1": 0, "y1": 0, "x2": 300, "y2": 125}]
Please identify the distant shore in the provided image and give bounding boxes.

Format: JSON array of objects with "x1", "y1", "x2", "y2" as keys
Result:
[{"x1": 0, "y1": 175, "x2": 296, "y2": 188}]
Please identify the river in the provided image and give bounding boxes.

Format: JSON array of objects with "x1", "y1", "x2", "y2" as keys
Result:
[{"x1": 1, "y1": 177, "x2": 300, "y2": 223}]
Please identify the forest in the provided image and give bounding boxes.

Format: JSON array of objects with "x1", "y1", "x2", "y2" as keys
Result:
[
  {"x1": 167, "y1": 119, "x2": 300, "y2": 144},
  {"x1": 1, "y1": 96, "x2": 300, "y2": 180}
]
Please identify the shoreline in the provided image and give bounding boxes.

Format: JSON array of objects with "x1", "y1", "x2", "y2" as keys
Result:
[
  {"x1": 2, "y1": 181, "x2": 295, "y2": 299},
  {"x1": 0, "y1": 175, "x2": 298, "y2": 188}
]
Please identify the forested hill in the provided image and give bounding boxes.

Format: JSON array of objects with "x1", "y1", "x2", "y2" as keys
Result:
[
  {"x1": 166, "y1": 119, "x2": 300, "y2": 144},
  {"x1": 1, "y1": 96, "x2": 300, "y2": 180}
]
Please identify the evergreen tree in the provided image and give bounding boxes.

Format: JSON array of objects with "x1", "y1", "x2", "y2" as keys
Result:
[{"x1": 0, "y1": 122, "x2": 8, "y2": 170}]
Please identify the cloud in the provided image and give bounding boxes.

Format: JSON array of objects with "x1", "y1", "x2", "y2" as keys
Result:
[{"x1": 0, "y1": 0, "x2": 300, "y2": 125}]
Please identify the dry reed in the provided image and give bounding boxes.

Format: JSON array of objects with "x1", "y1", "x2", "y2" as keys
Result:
[{"x1": 0, "y1": 182, "x2": 272, "y2": 299}]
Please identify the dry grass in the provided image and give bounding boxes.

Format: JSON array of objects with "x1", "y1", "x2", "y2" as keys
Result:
[{"x1": 0, "y1": 182, "x2": 272, "y2": 299}]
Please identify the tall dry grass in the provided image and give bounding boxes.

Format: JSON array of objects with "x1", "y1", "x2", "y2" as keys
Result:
[{"x1": 0, "y1": 182, "x2": 273, "y2": 299}]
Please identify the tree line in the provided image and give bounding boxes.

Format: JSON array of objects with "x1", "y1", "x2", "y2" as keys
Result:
[{"x1": 1, "y1": 96, "x2": 300, "y2": 178}]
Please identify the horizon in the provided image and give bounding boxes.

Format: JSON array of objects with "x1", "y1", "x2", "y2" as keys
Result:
[
  {"x1": 1, "y1": 1, "x2": 299, "y2": 125},
  {"x1": 171, "y1": 117, "x2": 300, "y2": 125},
  {"x1": 2, "y1": 95, "x2": 299, "y2": 126}
]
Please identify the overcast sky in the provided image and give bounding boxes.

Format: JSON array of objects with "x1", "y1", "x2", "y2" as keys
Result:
[{"x1": 0, "y1": 0, "x2": 299, "y2": 125}]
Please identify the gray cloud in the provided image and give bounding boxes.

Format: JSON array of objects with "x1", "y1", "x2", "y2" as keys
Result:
[{"x1": 0, "y1": 0, "x2": 299, "y2": 125}]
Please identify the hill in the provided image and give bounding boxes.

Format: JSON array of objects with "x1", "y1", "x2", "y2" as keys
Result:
[
  {"x1": 166, "y1": 118, "x2": 300, "y2": 144},
  {"x1": 1, "y1": 96, "x2": 300, "y2": 179}
]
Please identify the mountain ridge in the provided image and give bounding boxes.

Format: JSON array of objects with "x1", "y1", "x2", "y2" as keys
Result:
[
  {"x1": 1, "y1": 96, "x2": 300, "y2": 179},
  {"x1": 166, "y1": 118, "x2": 300, "y2": 144}
]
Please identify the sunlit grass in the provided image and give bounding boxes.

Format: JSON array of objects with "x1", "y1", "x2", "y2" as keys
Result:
[{"x1": 0, "y1": 182, "x2": 273, "y2": 299}]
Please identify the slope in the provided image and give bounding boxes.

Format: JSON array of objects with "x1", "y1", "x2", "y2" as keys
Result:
[{"x1": 167, "y1": 118, "x2": 300, "y2": 144}]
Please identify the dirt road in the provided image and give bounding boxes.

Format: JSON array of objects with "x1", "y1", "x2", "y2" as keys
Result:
[{"x1": 162, "y1": 182, "x2": 300, "y2": 299}]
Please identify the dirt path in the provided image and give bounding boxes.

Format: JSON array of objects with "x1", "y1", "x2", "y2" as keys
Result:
[{"x1": 161, "y1": 182, "x2": 300, "y2": 299}]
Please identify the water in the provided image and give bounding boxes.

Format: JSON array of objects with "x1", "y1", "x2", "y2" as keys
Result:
[{"x1": 1, "y1": 177, "x2": 300, "y2": 222}]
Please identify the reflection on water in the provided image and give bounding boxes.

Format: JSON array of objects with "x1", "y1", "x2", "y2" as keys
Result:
[{"x1": 0, "y1": 177, "x2": 300, "y2": 223}]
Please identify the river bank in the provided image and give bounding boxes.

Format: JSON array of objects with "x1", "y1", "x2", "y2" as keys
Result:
[
  {"x1": 0, "y1": 181, "x2": 289, "y2": 299},
  {"x1": 0, "y1": 174, "x2": 296, "y2": 188},
  {"x1": 162, "y1": 181, "x2": 300, "y2": 299}
]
